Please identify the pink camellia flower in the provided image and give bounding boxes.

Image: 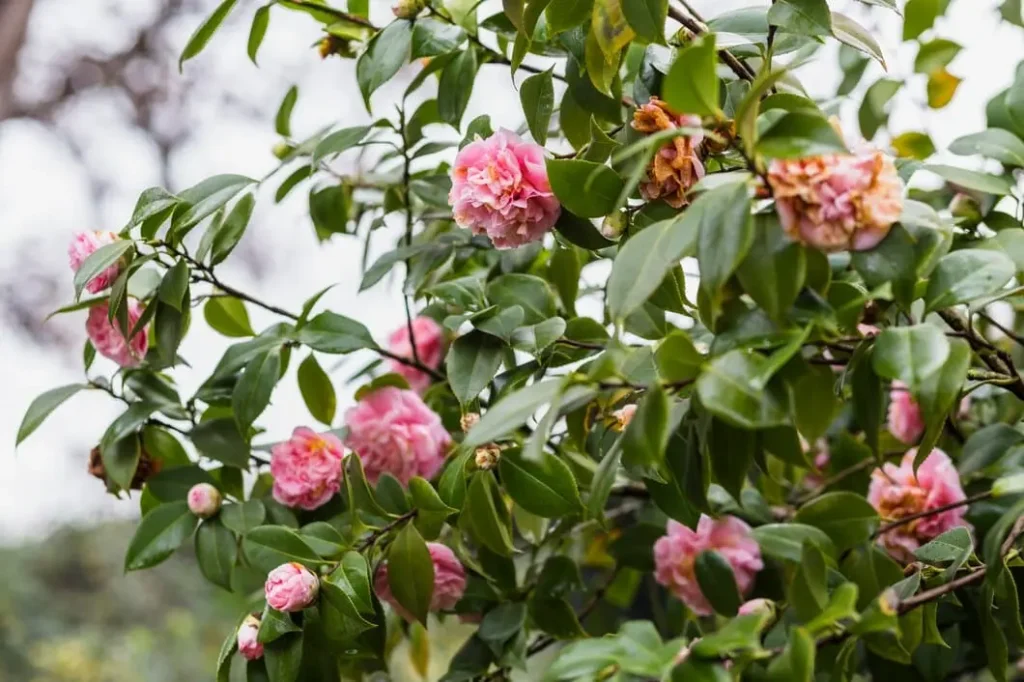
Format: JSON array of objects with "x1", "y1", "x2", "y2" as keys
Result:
[
  {"x1": 387, "y1": 317, "x2": 445, "y2": 394},
  {"x1": 449, "y1": 129, "x2": 561, "y2": 249},
  {"x1": 237, "y1": 614, "x2": 264, "y2": 660},
  {"x1": 767, "y1": 147, "x2": 903, "y2": 253},
  {"x1": 86, "y1": 301, "x2": 148, "y2": 367},
  {"x1": 653, "y1": 515, "x2": 764, "y2": 617},
  {"x1": 270, "y1": 427, "x2": 344, "y2": 510},
  {"x1": 265, "y1": 562, "x2": 319, "y2": 612},
  {"x1": 888, "y1": 381, "x2": 925, "y2": 444},
  {"x1": 612, "y1": 404, "x2": 637, "y2": 431},
  {"x1": 68, "y1": 230, "x2": 123, "y2": 293},
  {"x1": 187, "y1": 483, "x2": 222, "y2": 518},
  {"x1": 344, "y1": 387, "x2": 451, "y2": 486},
  {"x1": 374, "y1": 542, "x2": 466, "y2": 621},
  {"x1": 632, "y1": 97, "x2": 705, "y2": 209},
  {"x1": 868, "y1": 448, "x2": 971, "y2": 562}
]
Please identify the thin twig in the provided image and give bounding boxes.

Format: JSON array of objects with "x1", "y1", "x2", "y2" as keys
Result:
[
  {"x1": 355, "y1": 510, "x2": 418, "y2": 552},
  {"x1": 666, "y1": 4, "x2": 756, "y2": 82},
  {"x1": 872, "y1": 491, "x2": 992, "y2": 540}
]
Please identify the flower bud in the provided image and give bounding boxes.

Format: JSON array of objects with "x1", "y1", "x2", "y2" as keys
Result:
[
  {"x1": 265, "y1": 562, "x2": 320, "y2": 612},
  {"x1": 612, "y1": 404, "x2": 637, "y2": 431},
  {"x1": 737, "y1": 598, "x2": 776, "y2": 621},
  {"x1": 392, "y1": 0, "x2": 427, "y2": 19},
  {"x1": 237, "y1": 614, "x2": 264, "y2": 660},
  {"x1": 474, "y1": 444, "x2": 501, "y2": 470},
  {"x1": 600, "y1": 211, "x2": 627, "y2": 240},
  {"x1": 272, "y1": 142, "x2": 294, "y2": 159},
  {"x1": 460, "y1": 412, "x2": 480, "y2": 433},
  {"x1": 949, "y1": 192, "x2": 982, "y2": 226},
  {"x1": 187, "y1": 483, "x2": 222, "y2": 518}
]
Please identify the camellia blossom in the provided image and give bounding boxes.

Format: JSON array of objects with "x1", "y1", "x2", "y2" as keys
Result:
[
  {"x1": 68, "y1": 230, "x2": 123, "y2": 293},
  {"x1": 270, "y1": 427, "x2": 344, "y2": 510},
  {"x1": 868, "y1": 449, "x2": 971, "y2": 562},
  {"x1": 448, "y1": 129, "x2": 561, "y2": 249},
  {"x1": 374, "y1": 542, "x2": 466, "y2": 621},
  {"x1": 344, "y1": 386, "x2": 451, "y2": 485},
  {"x1": 237, "y1": 615, "x2": 264, "y2": 660},
  {"x1": 767, "y1": 143, "x2": 903, "y2": 253},
  {"x1": 187, "y1": 483, "x2": 222, "y2": 518},
  {"x1": 632, "y1": 97, "x2": 705, "y2": 209},
  {"x1": 387, "y1": 317, "x2": 445, "y2": 394},
  {"x1": 653, "y1": 515, "x2": 764, "y2": 616},
  {"x1": 888, "y1": 381, "x2": 971, "y2": 445},
  {"x1": 86, "y1": 301, "x2": 148, "y2": 367},
  {"x1": 265, "y1": 562, "x2": 319, "y2": 612},
  {"x1": 738, "y1": 598, "x2": 775, "y2": 618}
]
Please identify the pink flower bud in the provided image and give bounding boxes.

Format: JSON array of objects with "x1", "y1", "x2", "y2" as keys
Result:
[
  {"x1": 387, "y1": 317, "x2": 445, "y2": 394},
  {"x1": 68, "y1": 231, "x2": 124, "y2": 293},
  {"x1": 738, "y1": 598, "x2": 775, "y2": 618},
  {"x1": 187, "y1": 483, "x2": 222, "y2": 518},
  {"x1": 237, "y1": 614, "x2": 264, "y2": 660},
  {"x1": 613, "y1": 404, "x2": 637, "y2": 431},
  {"x1": 270, "y1": 427, "x2": 345, "y2": 510},
  {"x1": 374, "y1": 543, "x2": 467, "y2": 622},
  {"x1": 887, "y1": 381, "x2": 925, "y2": 444},
  {"x1": 86, "y1": 301, "x2": 149, "y2": 367},
  {"x1": 265, "y1": 562, "x2": 319, "y2": 612},
  {"x1": 449, "y1": 130, "x2": 561, "y2": 249}
]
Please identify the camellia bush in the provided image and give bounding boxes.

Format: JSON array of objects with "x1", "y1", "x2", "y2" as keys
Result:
[{"x1": 17, "y1": 0, "x2": 1024, "y2": 680}]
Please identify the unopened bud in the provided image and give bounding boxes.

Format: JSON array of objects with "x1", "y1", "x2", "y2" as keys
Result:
[
  {"x1": 879, "y1": 588, "x2": 899, "y2": 616},
  {"x1": 392, "y1": 0, "x2": 427, "y2": 19},
  {"x1": 187, "y1": 483, "x2": 222, "y2": 518},
  {"x1": 601, "y1": 211, "x2": 626, "y2": 240},
  {"x1": 737, "y1": 598, "x2": 776, "y2": 621},
  {"x1": 237, "y1": 614, "x2": 264, "y2": 660},
  {"x1": 460, "y1": 412, "x2": 480, "y2": 433},
  {"x1": 612, "y1": 404, "x2": 636, "y2": 431},
  {"x1": 272, "y1": 141, "x2": 294, "y2": 159},
  {"x1": 474, "y1": 444, "x2": 501, "y2": 470},
  {"x1": 949, "y1": 192, "x2": 981, "y2": 225}
]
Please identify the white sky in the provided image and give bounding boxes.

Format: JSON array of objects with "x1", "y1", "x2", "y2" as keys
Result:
[{"x1": 0, "y1": 0, "x2": 1019, "y2": 542}]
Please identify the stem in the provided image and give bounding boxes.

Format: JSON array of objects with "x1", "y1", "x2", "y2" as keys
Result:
[
  {"x1": 939, "y1": 309, "x2": 1024, "y2": 401},
  {"x1": 398, "y1": 104, "x2": 422, "y2": 366},
  {"x1": 287, "y1": 0, "x2": 375, "y2": 29},
  {"x1": 872, "y1": 491, "x2": 993, "y2": 539},
  {"x1": 667, "y1": 4, "x2": 756, "y2": 82},
  {"x1": 355, "y1": 510, "x2": 418, "y2": 552}
]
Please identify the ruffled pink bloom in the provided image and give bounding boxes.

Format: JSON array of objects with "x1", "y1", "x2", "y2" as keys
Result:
[
  {"x1": 68, "y1": 230, "x2": 124, "y2": 293},
  {"x1": 374, "y1": 542, "x2": 466, "y2": 621},
  {"x1": 237, "y1": 615, "x2": 264, "y2": 660},
  {"x1": 767, "y1": 148, "x2": 902, "y2": 253},
  {"x1": 888, "y1": 381, "x2": 925, "y2": 444},
  {"x1": 86, "y1": 301, "x2": 148, "y2": 367},
  {"x1": 654, "y1": 515, "x2": 764, "y2": 616},
  {"x1": 270, "y1": 427, "x2": 344, "y2": 510},
  {"x1": 868, "y1": 449, "x2": 971, "y2": 562},
  {"x1": 265, "y1": 562, "x2": 319, "y2": 612},
  {"x1": 449, "y1": 129, "x2": 561, "y2": 249},
  {"x1": 344, "y1": 387, "x2": 451, "y2": 486},
  {"x1": 387, "y1": 317, "x2": 445, "y2": 394},
  {"x1": 187, "y1": 483, "x2": 222, "y2": 518}
]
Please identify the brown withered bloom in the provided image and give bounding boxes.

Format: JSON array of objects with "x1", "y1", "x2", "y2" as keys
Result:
[
  {"x1": 631, "y1": 97, "x2": 705, "y2": 209},
  {"x1": 88, "y1": 445, "x2": 162, "y2": 490}
]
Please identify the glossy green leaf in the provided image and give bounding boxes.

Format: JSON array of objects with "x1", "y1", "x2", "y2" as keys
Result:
[
  {"x1": 356, "y1": 20, "x2": 413, "y2": 108},
  {"x1": 179, "y1": 0, "x2": 238, "y2": 70},
  {"x1": 871, "y1": 324, "x2": 950, "y2": 388},
  {"x1": 499, "y1": 447, "x2": 582, "y2": 518},
  {"x1": 795, "y1": 492, "x2": 879, "y2": 551},
  {"x1": 233, "y1": 348, "x2": 281, "y2": 432},
  {"x1": 696, "y1": 350, "x2": 787, "y2": 429},
  {"x1": 663, "y1": 34, "x2": 719, "y2": 116},
  {"x1": 546, "y1": 159, "x2": 625, "y2": 218},
  {"x1": 297, "y1": 312, "x2": 377, "y2": 353},
  {"x1": 924, "y1": 249, "x2": 1015, "y2": 311},
  {"x1": 125, "y1": 501, "x2": 199, "y2": 571},
  {"x1": 387, "y1": 523, "x2": 434, "y2": 625},
  {"x1": 695, "y1": 550, "x2": 742, "y2": 616},
  {"x1": 297, "y1": 354, "x2": 336, "y2": 425},
  {"x1": 16, "y1": 384, "x2": 85, "y2": 445},
  {"x1": 520, "y1": 69, "x2": 554, "y2": 145},
  {"x1": 447, "y1": 330, "x2": 504, "y2": 405}
]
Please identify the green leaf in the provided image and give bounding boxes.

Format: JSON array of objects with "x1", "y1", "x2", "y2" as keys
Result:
[
  {"x1": 960, "y1": 424, "x2": 1024, "y2": 476},
  {"x1": 195, "y1": 518, "x2": 237, "y2": 590},
  {"x1": 621, "y1": 384, "x2": 672, "y2": 480},
  {"x1": 915, "y1": 337, "x2": 971, "y2": 464},
  {"x1": 696, "y1": 182, "x2": 754, "y2": 312},
  {"x1": 242, "y1": 525, "x2": 325, "y2": 574},
  {"x1": 204, "y1": 297, "x2": 256, "y2": 337},
  {"x1": 486, "y1": 274, "x2": 557, "y2": 324},
  {"x1": 924, "y1": 164, "x2": 1015, "y2": 195},
  {"x1": 179, "y1": 0, "x2": 238, "y2": 71},
  {"x1": 546, "y1": 159, "x2": 625, "y2": 218},
  {"x1": 767, "y1": 0, "x2": 832, "y2": 36},
  {"x1": 356, "y1": 20, "x2": 413, "y2": 108},
  {"x1": 264, "y1": 631, "x2": 303, "y2": 682},
  {"x1": 831, "y1": 12, "x2": 886, "y2": 67},
  {"x1": 914, "y1": 38, "x2": 960, "y2": 74},
  {"x1": 258, "y1": 607, "x2": 301, "y2": 644},
  {"x1": 691, "y1": 613, "x2": 770, "y2": 657},
  {"x1": 311, "y1": 126, "x2": 371, "y2": 166},
  {"x1": 662, "y1": 34, "x2": 719, "y2": 116},
  {"x1": 411, "y1": 18, "x2": 466, "y2": 58},
  {"x1": 858, "y1": 78, "x2": 901, "y2": 140},
  {"x1": 520, "y1": 69, "x2": 555, "y2": 144},
  {"x1": 791, "y1": 541, "x2": 829, "y2": 621},
  {"x1": 16, "y1": 384, "x2": 84, "y2": 445},
  {"x1": 695, "y1": 550, "x2": 742, "y2": 616},
  {"x1": 656, "y1": 332, "x2": 704, "y2": 383},
  {"x1": 327, "y1": 552, "x2": 374, "y2": 615},
  {"x1": 73, "y1": 241, "x2": 133, "y2": 299},
  {"x1": 766, "y1": 627, "x2": 814, "y2": 682},
  {"x1": 924, "y1": 249, "x2": 1015, "y2": 311},
  {"x1": 621, "y1": 0, "x2": 667, "y2": 43},
  {"x1": 949, "y1": 129, "x2": 1024, "y2": 167},
  {"x1": 757, "y1": 111, "x2": 847, "y2": 158},
  {"x1": 102, "y1": 433, "x2": 143, "y2": 491},
  {"x1": 795, "y1": 492, "x2": 879, "y2": 552},
  {"x1": 547, "y1": 0, "x2": 595, "y2": 33},
  {"x1": 791, "y1": 364, "x2": 841, "y2": 443},
  {"x1": 871, "y1": 325, "x2": 950, "y2": 388},
  {"x1": 387, "y1": 523, "x2": 434, "y2": 625},
  {"x1": 499, "y1": 447, "x2": 582, "y2": 518},
  {"x1": 247, "y1": 5, "x2": 270, "y2": 64},
  {"x1": 173, "y1": 174, "x2": 256, "y2": 237},
  {"x1": 510, "y1": 318, "x2": 566, "y2": 354},
  {"x1": 439, "y1": 49, "x2": 478, "y2": 128},
  {"x1": 297, "y1": 354, "x2": 336, "y2": 425},
  {"x1": 233, "y1": 348, "x2": 281, "y2": 432},
  {"x1": 221, "y1": 499, "x2": 267, "y2": 534},
  {"x1": 903, "y1": 0, "x2": 940, "y2": 39},
  {"x1": 464, "y1": 380, "x2": 562, "y2": 447},
  {"x1": 209, "y1": 193, "x2": 255, "y2": 266},
  {"x1": 124, "y1": 501, "x2": 198, "y2": 571},
  {"x1": 696, "y1": 350, "x2": 787, "y2": 429},
  {"x1": 607, "y1": 212, "x2": 701, "y2": 321},
  {"x1": 707, "y1": 418, "x2": 757, "y2": 501},
  {"x1": 274, "y1": 86, "x2": 298, "y2": 137},
  {"x1": 297, "y1": 312, "x2": 377, "y2": 353},
  {"x1": 447, "y1": 331, "x2": 504, "y2": 405},
  {"x1": 804, "y1": 582, "x2": 859, "y2": 635},
  {"x1": 752, "y1": 523, "x2": 836, "y2": 563},
  {"x1": 914, "y1": 526, "x2": 973, "y2": 581},
  {"x1": 460, "y1": 471, "x2": 515, "y2": 556},
  {"x1": 191, "y1": 418, "x2": 251, "y2": 468},
  {"x1": 737, "y1": 214, "x2": 806, "y2": 320}
]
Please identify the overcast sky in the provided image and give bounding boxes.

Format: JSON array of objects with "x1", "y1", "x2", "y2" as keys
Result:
[{"x1": 0, "y1": 0, "x2": 1020, "y2": 542}]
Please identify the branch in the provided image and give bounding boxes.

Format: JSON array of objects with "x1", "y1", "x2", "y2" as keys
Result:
[
  {"x1": 667, "y1": 4, "x2": 756, "y2": 83},
  {"x1": 355, "y1": 509, "x2": 418, "y2": 552},
  {"x1": 872, "y1": 491, "x2": 992, "y2": 540},
  {"x1": 937, "y1": 309, "x2": 1024, "y2": 401}
]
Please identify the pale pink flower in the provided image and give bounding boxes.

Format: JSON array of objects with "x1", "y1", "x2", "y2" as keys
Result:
[
  {"x1": 187, "y1": 483, "x2": 222, "y2": 518},
  {"x1": 68, "y1": 230, "x2": 124, "y2": 293},
  {"x1": 237, "y1": 615, "x2": 264, "y2": 660},
  {"x1": 738, "y1": 598, "x2": 774, "y2": 617},
  {"x1": 868, "y1": 449, "x2": 971, "y2": 562},
  {"x1": 344, "y1": 387, "x2": 451, "y2": 486},
  {"x1": 387, "y1": 317, "x2": 445, "y2": 394},
  {"x1": 86, "y1": 301, "x2": 148, "y2": 367},
  {"x1": 857, "y1": 324, "x2": 880, "y2": 337},
  {"x1": 449, "y1": 129, "x2": 561, "y2": 249},
  {"x1": 653, "y1": 515, "x2": 764, "y2": 616},
  {"x1": 632, "y1": 97, "x2": 705, "y2": 209},
  {"x1": 265, "y1": 562, "x2": 319, "y2": 612},
  {"x1": 613, "y1": 404, "x2": 637, "y2": 431},
  {"x1": 767, "y1": 149, "x2": 902, "y2": 253},
  {"x1": 374, "y1": 542, "x2": 466, "y2": 621},
  {"x1": 888, "y1": 381, "x2": 925, "y2": 444},
  {"x1": 270, "y1": 427, "x2": 344, "y2": 510}
]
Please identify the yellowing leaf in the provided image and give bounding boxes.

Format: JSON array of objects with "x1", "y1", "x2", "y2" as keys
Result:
[
  {"x1": 891, "y1": 131, "x2": 936, "y2": 160},
  {"x1": 592, "y1": 0, "x2": 635, "y2": 58},
  {"x1": 927, "y1": 68, "x2": 961, "y2": 109}
]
